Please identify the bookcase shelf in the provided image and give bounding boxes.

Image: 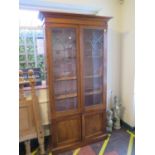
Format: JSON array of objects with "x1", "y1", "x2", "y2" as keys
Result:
[
  {"x1": 55, "y1": 76, "x2": 77, "y2": 81},
  {"x1": 56, "y1": 93, "x2": 77, "y2": 100},
  {"x1": 85, "y1": 89, "x2": 102, "y2": 96},
  {"x1": 85, "y1": 74, "x2": 102, "y2": 79}
]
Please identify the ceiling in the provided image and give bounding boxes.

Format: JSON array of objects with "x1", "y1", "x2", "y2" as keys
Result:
[{"x1": 19, "y1": 0, "x2": 102, "y2": 14}]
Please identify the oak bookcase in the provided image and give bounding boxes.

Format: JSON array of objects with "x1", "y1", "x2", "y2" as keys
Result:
[{"x1": 39, "y1": 12, "x2": 111, "y2": 154}]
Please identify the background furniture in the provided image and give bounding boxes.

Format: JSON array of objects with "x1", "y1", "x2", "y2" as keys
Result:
[
  {"x1": 40, "y1": 12, "x2": 111, "y2": 154},
  {"x1": 19, "y1": 70, "x2": 45, "y2": 155}
]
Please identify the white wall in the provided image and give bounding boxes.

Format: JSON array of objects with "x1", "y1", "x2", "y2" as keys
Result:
[
  {"x1": 97, "y1": 0, "x2": 121, "y2": 110},
  {"x1": 120, "y1": 0, "x2": 135, "y2": 127}
]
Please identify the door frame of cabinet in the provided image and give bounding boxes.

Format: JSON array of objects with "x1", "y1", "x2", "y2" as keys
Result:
[
  {"x1": 79, "y1": 26, "x2": 107, "y2": 142},
  {"x1": 45, "y1": 24, "x2": 82, "y2": 119},
  {"x1": 79, "y1": 25, "x2": 107, "y2": 112}
]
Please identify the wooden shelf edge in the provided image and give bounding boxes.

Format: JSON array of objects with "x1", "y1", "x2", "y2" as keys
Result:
[
  {"x1": 85, "y1": 74, "x2": 102, "y2": 79},
  {"x1": 85, "y1": 89, "x2": 102, "y2": 96},
  {"x1": 56, "y1": 93, "x2": 77, "y2": 100},
  {"x1": 55, "y1": 76, "x2": 77, "y2": 81}
]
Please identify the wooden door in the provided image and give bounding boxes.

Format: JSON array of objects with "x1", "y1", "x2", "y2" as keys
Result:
[
  {"x1": 46, "y1": 24, "x2": 82, "y2": 148},
  {"x1": 80, "y1": 27, "x2": 107, "y2": 141}
]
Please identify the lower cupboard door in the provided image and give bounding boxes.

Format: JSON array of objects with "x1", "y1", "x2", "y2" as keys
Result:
[
  {"x1": 52, "y1": 115, "x2": 82, "y2": 147},
  {"x1": 84, "y1": 111, "x2": 106, "y2": 140}
]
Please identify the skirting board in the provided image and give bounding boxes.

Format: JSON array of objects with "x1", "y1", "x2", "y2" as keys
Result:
[{"x1": 120, "y1": 120, "x2": 135, "y2": 132}]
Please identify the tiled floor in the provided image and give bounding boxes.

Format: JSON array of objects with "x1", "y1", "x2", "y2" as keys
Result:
[
  {"x1": 58, "y1": 128, "x2": 135, "y2": 155},
  {"x1": 19, "y1": 128, "x2": 135, "y2": 155}
]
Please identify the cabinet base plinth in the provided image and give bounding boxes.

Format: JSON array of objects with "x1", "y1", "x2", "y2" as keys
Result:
[{"x1": 48, "y1": 134, "x2": 108, "y2": 155}]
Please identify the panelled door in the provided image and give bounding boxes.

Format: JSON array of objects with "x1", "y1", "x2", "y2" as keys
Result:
[
  {"x1": 80, "y1": 27, "x2": 106, "y2": 140},
  {"x1": 47, "y1": 24, "x2": 82, "y2": 147}
]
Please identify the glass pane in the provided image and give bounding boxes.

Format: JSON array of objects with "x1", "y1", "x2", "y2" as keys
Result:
[
  {"x1": 19, "y1": 55, "x2": 26, "y2": 62},
  {"x1": 54, "y1": 80, "x2": 77, "y2": 97},
  {"x1": 19, "y1": 37, "x2": 24, "y2": 45},
  {"x1": 51, "y1": 27, "x2": 78, "y2": 112},
  {"x1": 28, "y1": 54, "x2": 35, "y2": 62},
  {"x1": 19, "y1": 63, "x2": 26, "y2": 69},
  {"x1": 27, "y1": 45, "x2": 34, "y2": 53},
  {"x1": 55, "y1": 98, "x2": 77, "y2": 111},
  {"x1": 85, "y1": 94, "x2": 102, "y2": 106},
  {"x1": 19, "y1": 46, "x2": 25, "y2": 53},
  {"x1": 83, "y1": 28, "x2": 104, "y2": 107},
  {"x1": 37, "y1": 55, "x2": 44, "y2": 62},
  {"x1": 28, "y1": 62, "x2": 35, "y2": 68},
  {"x1": 26, "y1": 37, "x2": 33, "y2": 45},
  {"x1": 52, "y1": 28, "x2": 76, "y2": 78}
]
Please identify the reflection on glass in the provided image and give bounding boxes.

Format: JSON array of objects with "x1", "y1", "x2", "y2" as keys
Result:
[
  {"x1": 83, "y1": 29, "x2": 104, "y2": 107},
  {"x1": 55, "y1": 98, "x2": 77, "y2": 111},
  {"x1": 51, "y1": 27, "x2": 78, "y2": 111}
]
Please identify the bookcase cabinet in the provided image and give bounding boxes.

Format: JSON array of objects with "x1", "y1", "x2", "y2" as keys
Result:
[{"x1": 40, "y1": 12, "x2": 111, "y2": 154}]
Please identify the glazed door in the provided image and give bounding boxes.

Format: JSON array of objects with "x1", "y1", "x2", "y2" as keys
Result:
[
  {"x1": 47, "y1": 25, "x2": 82, "y2": 147},
  {"x1": 51, "y1": 26, "x2": 80, "y2": 114},
  {"x1": 81, "y1": 27, "x2": 106, "y2": 140}
]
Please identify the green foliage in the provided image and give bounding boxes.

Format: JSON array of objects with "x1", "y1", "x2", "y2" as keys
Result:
[
  {"x1": 37, "y1": 60, "x2": 45, "y2": 80},
  {"x1": 27, "y1": 46, "x2": 34, "y2": 53},
  {"x1": 19, "y1": 55, "x2": 26, "y2": 61},
  {"x1": 20, "y1": 63, "x2": 26, "y2": 69},
  {"x1": 26, "y1": 37, "x2": 33, "y2": 45},
  {"x1": 19, "y1": 46, "x2": 25, "y2": 53},
  {"x1": 19, "y1": 37, "x2": 24, "y2": 44},
  {"x1": 28, "y1": 62, "x2": 35, "y2": 68},
  {"x1": 28, "y1": 54, "x2": 35, "y2": 62},
  {"x1": 37, "y1": 55, "x2": 44, "y2": 62}
]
